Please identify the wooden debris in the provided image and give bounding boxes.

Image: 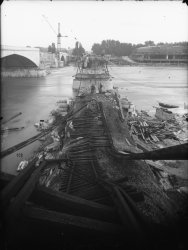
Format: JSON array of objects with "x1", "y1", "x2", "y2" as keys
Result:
[
  {"x1": 1, "y1": 126, "x2": 25, "y2": 133},
  {"x1": 2, "y1": 112, "x2": 22, "y2": 124}
]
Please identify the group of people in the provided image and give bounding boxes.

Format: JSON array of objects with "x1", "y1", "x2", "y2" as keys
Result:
[
  {"x1": 79, "y1": 54, "x2": 92, "y2": 69},
  {"x1": 90, "y1": 82, "x2": 103, "y2": 94},
  {"x1": 79, "y1": 53, "x2": 107, "y2": 70}
]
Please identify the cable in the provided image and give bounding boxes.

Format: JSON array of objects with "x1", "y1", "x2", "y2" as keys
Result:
[{"x1": 42, "y1": 15, "x2": 57, "y2": 36}]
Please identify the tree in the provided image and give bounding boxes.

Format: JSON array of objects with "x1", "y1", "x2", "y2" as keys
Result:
[
  {"x1": 144, "y1": 41, "x2": 155, "y2": 46},
  {"x1": 91, "y1": 40, "x2": 187, "y2": 57},
  {"x1": 72, "y1": 42, "x2": 85, "y2": 56},
  {"x1": 157, "y1": 42, "x2": 165, "y2": 46},
  {"x1": 48, "y1": 45, "x2": 52, "y2": 52},
  {"x1": 92, "y1": 40, "x2": 135, "y2": 57},
  {"x1": 51, "y1": 43, "x2": 56, "y2": 53},
  {"x1": 48, "y1": 43, "x2": 56, "y2": 53},
  {"x1": 92, "y1": 43, "x2": 103, "y2": 55}
]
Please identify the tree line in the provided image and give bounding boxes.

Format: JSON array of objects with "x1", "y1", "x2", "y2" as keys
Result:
[
  {"x1": 91, "y1": 40, "x2": 188, "y2": 57},
  {"x1": 47, "y1": 41, "x2": 85, "y2": 56},
  {"x1": 45, "y1": 40, "x2": 187, "y2": 58}
]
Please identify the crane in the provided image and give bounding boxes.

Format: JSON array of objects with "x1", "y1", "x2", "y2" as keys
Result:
[{"x1": 42, "y1": 15, "x2": 68, "y2": 54}]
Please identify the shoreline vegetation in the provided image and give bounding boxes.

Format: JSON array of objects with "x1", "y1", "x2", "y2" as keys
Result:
[{"x1": 91, "y1": 40, "x2": 188, "y2": 57}]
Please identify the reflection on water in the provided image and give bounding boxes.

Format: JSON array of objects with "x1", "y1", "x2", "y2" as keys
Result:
[{"x1": 1, "y1": 65, "x2": 187, "y2": 174}]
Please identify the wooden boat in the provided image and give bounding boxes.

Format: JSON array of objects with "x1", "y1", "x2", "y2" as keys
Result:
[{"x1": 158, "y1": 102, "x2": 179, "y2": 109}]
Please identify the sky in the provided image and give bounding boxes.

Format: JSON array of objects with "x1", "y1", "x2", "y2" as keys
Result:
[{"x1": 1, "y1": 1, "x2": 188, "y2": 51}]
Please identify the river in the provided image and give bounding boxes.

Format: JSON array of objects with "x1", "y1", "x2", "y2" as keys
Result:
[{"x1": 1, "y1": 65, "x2": 187, "y2": 175}]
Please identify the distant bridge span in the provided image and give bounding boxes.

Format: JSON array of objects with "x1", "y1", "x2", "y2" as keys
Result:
[{"x1": 1, "y1": 45, "x2": 40, "y2": 68}]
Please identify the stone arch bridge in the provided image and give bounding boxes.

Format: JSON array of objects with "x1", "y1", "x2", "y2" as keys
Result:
[
  {"x1": 1, "y1": 45, "x2": 70, "y2": 69},
  {"x1": 1, "y1": 45, "x2": 40, "y2": 68}
]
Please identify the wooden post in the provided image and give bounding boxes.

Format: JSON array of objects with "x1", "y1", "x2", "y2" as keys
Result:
[
  {"x1": 6, "y1": 161, "x2": 46, "y2": 217},
  {"x1": 1, "y1": 159, "x2": 36, "y2": 210}
]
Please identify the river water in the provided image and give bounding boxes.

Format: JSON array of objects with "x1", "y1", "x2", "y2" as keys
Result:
[{"x1": 1, "y1": 65, "x2": 187, "y2": 175}]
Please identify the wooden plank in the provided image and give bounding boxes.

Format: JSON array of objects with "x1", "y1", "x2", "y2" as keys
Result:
[
  {"x1": 0, "y1": 114, "x2": 69, "y2": 159},
  {"x1": 31, "y1": 186, "x2": 117, "y2": 223},
  {"x1": 45, "y1": 158, "x2": 67, "y2": 164},
  {"x1": 6, "y1": 161, "x2": 47, "y2": 216},
  {"x1": 0, "y1": 172, "x2": 14, "y2": 183},
  {"x1": 0, "y1": 172, "x2": 14, "y2": 190},
  {"x1": 0, "y1": 132, "x2": 50, "y2": 158},
  {"x1": 110, "y1": 185, "x2": 142, "y2": 231},
  {"x1": 1, "y1": 159, "x2": 36, "y2": 209},
  {"x1": 23, "y1": 205, "x2": 124, "y2": 235},
  {"x1": 2, "y1": 112, "x2": 22, "y2": 124},
  {"x1": 145, "y1": 160, "x2": 165, "y2": 171},
  {"x1": 131, "y1": 134, "x2": 151, "y2": 152},
  {"x1": 99, "y1": 180, "x2": 148, "y2": 234},
  {"x1": 1, "y1": 126, "x2": 25, "y2": 133},
  {"x1": 127, "y1": 143, "x2": 188, "y2": 160}
]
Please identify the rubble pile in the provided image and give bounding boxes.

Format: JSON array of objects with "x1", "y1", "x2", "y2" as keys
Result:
[
  {"x1": 16, "y1": 97, "x2": 72, "y2": 172},
  {"x1": 127, "y1": 110, "x2": 188, "y2": 147},
  {"x1": 39, "y1": 163, "x2": 67, "y2": 191}
]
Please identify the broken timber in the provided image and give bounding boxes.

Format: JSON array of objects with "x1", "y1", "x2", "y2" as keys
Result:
[
  {"x1": 2, "y1": 112, "x2": 22, "y2": 125},
  {"x1": 1, "y1": 159, "x2": 37, "y2": 210},
  {"x1": 0, "y1": 101, "x2": 91, "y2": 159},
  {"x1": 31, "y1": 186, "x2": 118, "y2": 223},
  {"x1": 114, "y1": 142, "x2": 188, "y2": 160},
  {"x1": 3, "y1": 161, "x2": 46, "y2": 216},
  {"x1": 22, "y1": 205, "x2": 124, "y2": 235}
]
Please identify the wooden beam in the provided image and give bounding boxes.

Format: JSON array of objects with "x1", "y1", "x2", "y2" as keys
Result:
[
  {"x1": 2, "y1": 112, "x2": 22, "y2": 125},
  {"x1": 0, "y1": 172, "x2": 14, "y2": 189},
  {"x1": 1, "y1": 159, "x2": 36, "y2": 209},
  {"x1": 109, "y1": 185, "x2": 143, "y2": 232},
  {"x1": 23, "y1": 205, "x2": 124, "y2": 235},
  {"x1": 6, "y1": 161, "x2": 46, "y2": 216},
  {"x1": 45, "y1": 158, "x2": 67, "y2": 164},
  {"x1": 120, "y1": 143, "x2": 188, "y2": 160},
  {"x1": 31, "y1": 186, "x2": 117, "y2": 223},
  {"x1": 99, "y1": 180, "x2": 148, "y2": 236}
]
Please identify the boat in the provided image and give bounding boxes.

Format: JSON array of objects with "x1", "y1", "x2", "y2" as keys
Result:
[{"x1": 158, "y1": 102, "x2": 179, "y2": 109}]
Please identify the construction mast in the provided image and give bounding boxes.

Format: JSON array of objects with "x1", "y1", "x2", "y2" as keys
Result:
[
  {"x1": 57, "y1": 23, "x2": 61, "y2": 66},
  {"x1": 57, "y1": 23, "x2": 61, "y2": 54}
]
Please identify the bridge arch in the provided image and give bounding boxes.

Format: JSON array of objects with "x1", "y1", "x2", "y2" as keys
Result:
[{"x1": 1, "y1": 54, "x2": 38, "y2": 68}]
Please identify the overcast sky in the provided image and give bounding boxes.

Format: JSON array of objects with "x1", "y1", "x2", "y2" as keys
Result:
[{"x1": 1, "y1": 1, "x2": 188, "y2": 51}]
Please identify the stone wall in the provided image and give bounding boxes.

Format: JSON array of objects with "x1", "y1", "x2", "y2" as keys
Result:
[
  {"x1": 40, "y1": 52, "x2": 58, "y2": 68},
  {"x1": 1, "y1": 68, "x2": 48, "y2": 78}
]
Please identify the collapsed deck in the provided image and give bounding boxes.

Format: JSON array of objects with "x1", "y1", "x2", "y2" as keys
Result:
[{"x1": 1, "y1": 56, "x2": 188, "y2": 249}]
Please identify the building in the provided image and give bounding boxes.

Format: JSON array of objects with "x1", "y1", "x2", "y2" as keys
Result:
[{"x1": 131, "y1": 45, "x2": 188, "y2": 64}]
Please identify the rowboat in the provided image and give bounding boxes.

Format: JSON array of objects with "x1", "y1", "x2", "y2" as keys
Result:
[{"x1": 158, "y1": 102, "x2": 179, "y2": 109}]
